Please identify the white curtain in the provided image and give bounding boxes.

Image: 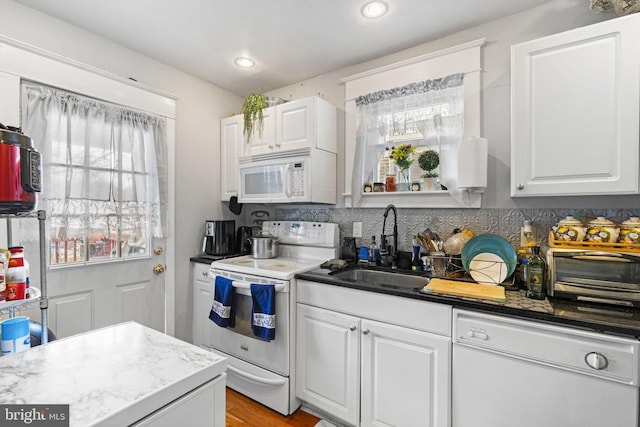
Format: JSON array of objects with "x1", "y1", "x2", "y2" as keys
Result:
[
  {"x1": 352, "y1": 73, "x2": 465, "y2": 205},
  {"x1": 21, "y1": 83, "x2": 168, "y2": 241}
]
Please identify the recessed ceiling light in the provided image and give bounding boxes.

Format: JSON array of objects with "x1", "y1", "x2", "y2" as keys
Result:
[
  {"x1": 235, "y1": 57, "x2": 255, "y2": 68},
  {"x1": 362, "y1": 1, "x2": 387, "y2": 18}
]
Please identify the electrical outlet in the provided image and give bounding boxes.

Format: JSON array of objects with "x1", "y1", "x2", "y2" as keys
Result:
[
  {"x1": 520, "y1": 227, "x2": 527, "y2": 247},
  {"x1": 353, "y1": 222, "x2": 363, "y2": 238}
]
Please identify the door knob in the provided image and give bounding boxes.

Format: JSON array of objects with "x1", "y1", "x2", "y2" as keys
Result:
[
  {"x1": 153, "y1": 247, "x2": 163, "y2": 255},
  {"x1": 153, "y1": 264, "x2": 165, "y2": 275}
]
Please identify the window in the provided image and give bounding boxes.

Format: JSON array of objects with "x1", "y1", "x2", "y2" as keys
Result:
[
  {"x1": 355, "y1": 74, "x2": 464, "y2": 190},
  {"x1": 342, "y1": 38, "x2": 485, "y2": 208},
  {"x1": 21, "y1": 83, "x2": 167, "y2": 266}
]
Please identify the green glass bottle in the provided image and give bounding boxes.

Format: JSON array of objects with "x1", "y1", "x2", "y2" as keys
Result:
[{"x1": 526, "y1": 246, "x2": 546, "y2": 300}]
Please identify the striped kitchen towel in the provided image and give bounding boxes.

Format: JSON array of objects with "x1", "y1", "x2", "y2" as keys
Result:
[
  {"x1": 209, "y1": 276, "x2": 235, "y2": 327},
  {"x1": 250, "y1": 283, "x2": 276, "y2": 341}
]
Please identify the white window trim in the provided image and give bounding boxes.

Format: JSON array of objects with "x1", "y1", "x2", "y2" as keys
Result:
[{"x1": 341, "y1": 38, "x2": 485, "y2": 208}]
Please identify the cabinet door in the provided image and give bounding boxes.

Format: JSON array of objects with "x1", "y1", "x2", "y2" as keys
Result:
[
  {"x1": 296, "y1": 304, "x2": 360, "y2": 426},
  {"x1": 220, "y1": 115, "x2": 242, "y2": 201},
  {"x1": 361, "y1": 319, "x2": 451, "y2": 427},
  {"x1": 132, "y1": 374, "x2": 226, "y2": 427},
  {"x1": 511, "y1": 14, "x2": 640, "y2": 196},
  {"x1": 241, "y1": 107, "x2": 276, "y2": 157},
  {"x1": 276, "y1": 97, "x2": 317, "y2": 152},
  {"x1": 192, "y1": 263, "x2": 214, "y2": 350}
]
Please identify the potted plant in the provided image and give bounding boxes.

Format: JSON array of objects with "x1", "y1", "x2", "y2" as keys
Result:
[
  {"x1": 388, "y1": 143, "x2": 416, "y2": 191},
  {"x1": 241, "y1": 94, "x2": 267, "y2": 141},
  {"x1": 418, "y1": 149, "x2": 439, "y2": 191}
]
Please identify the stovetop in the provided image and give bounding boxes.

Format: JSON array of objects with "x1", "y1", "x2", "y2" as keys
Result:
[
  {"x1": 209, "y1": 221, "x2": 340, "y2": 280},
  {"x1": 211, "y1": 255, "x2": 325, "y2": 280}
]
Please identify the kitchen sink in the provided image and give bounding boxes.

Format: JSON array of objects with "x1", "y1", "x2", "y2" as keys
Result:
[{"x1": 329, "y1": 267, "x2": 428, "y2": 291}]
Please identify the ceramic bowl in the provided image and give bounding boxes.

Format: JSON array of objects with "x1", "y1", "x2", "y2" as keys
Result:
[
  {"x1": 618, "y1": 217, "x2": 640, "y2": 244},
  {"x1": 553, "y1": 216, "x2": 585, "y2": 241},
  {"x1": 585, "y1": 216, "x2": 619, "y2": 243},
  {"x1": 461, "y1": 234, "x2": 517, "y2": 282}
]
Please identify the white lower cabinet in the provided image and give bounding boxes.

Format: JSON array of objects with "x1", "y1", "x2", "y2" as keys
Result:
[
  {"x1": 192, "y1": 262, "x2": 215, "y2": 350},
  {"x1": 296, "y1": 280, "x2": 451, "y2": 427},
  {"x1": 132, "y1": 374, "x2": 226, "y2": 427},
  {"x1": 297, "y1": 304, "x2": 360, "y2": 425}
]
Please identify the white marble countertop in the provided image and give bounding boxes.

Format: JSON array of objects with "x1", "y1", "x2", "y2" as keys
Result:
[{"x1": 0, "y1": 321, "x2": 226, "y2": 426}]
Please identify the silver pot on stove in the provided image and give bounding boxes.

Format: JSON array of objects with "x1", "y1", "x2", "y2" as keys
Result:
[{"x1": 250, "y1": 234, "x2": 279, "y2": 259}]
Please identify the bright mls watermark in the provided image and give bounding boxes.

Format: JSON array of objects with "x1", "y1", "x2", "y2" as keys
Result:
[{"x1": 0, "y1": 405, "x2": 69, "y2": 426}]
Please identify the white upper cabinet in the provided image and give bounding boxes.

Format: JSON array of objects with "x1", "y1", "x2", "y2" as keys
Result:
[
  {"x1": 240, "y1": 96, "x2": 337, "y2": 157},
  {"x1": 220, "y1": 115, "x2": 243, "y2": 201},
  {"x1": 241, "y1": 107, "x2": 277, "y2": 157},
  {"x1": 275, "y1": 97, "x2": 337, "y2": 153},
  {"x1": 511, "y1": 14, "x2": 640, "y2": 197}
]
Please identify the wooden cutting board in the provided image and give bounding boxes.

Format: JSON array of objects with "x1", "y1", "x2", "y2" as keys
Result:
[{"x1": 423, "y1": 278, "x2": 506, "y2": 302}]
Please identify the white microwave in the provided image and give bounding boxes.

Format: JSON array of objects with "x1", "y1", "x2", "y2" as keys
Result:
[{"x1": 238, "y1": 148, "x2": 336, "y2": 204}]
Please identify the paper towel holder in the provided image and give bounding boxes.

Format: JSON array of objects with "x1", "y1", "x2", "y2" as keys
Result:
[{"x1": 456, "y1": 137, "x2": 488, "y2": 193}]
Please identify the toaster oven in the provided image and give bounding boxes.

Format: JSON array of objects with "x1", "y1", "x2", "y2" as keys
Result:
[{"x1": 545, "y1": 246, "x2": 640, "y2": 307}]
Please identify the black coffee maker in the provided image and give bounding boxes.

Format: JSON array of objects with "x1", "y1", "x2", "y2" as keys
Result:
[{"x1": 202, "y1": 220, "x2": 236, "y2": 255}]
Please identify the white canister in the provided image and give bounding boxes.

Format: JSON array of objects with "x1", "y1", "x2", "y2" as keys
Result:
[
  {"x1": 586, "y1": 217, "x2": 619, "y2": 243},
  {"x1": 618, "y1": 217, "x2": 640, "y2": 244},
  {"x1": 553, "y1": 216, "x2": 586, "y2": 241},
  {"x1": 1, "y1": 316, "x2": 30, "y2": 356}
]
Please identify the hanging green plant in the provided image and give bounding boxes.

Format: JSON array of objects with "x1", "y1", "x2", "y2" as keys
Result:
[
  {"x1": 241, "y1": 94, "x2": 267, "y2": 141},
  {"x1": 418, "y1": 149, "x2": 440, "y2": 178}
]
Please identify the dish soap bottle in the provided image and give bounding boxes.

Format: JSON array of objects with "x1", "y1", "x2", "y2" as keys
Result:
[
  {"x1": 411, "y1": 236, "x2": 422, "y2": 271},
  {"x1": 368, "y1": 236, "x2": 379, "y2": 267},
  {"x1": 525, "y1": 246, "x2": 546, "y2": 300}
]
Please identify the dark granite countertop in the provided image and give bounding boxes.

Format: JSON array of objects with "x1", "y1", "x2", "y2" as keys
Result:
[
  {"x1": 190, "y1": 254, "x2": 220, "y2": 264},
  {"x1": 296, "y1": 267, "x2": 640, "y2": 339}
]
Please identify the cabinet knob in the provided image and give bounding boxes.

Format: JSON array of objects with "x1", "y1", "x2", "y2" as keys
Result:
[
  {"x1": 362, "y1": 329, "x2": 370, "y2": 335},
  {"x1": 153, "y1": 264, "x2": 165, "y2": 275},
  {"x1": 202, "y1": 271, "x2": 209, "y2": 277},
  {"x1": 516, "y1": 184, "x2": 525, "y2": 190},
  {"x1": 349, "y1": 326, "x2": 357, "y2": 331}
]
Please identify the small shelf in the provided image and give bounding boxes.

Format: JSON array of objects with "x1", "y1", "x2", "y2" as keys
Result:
[
  {"x1": 1, "y1": 210, "x2": 49, "y2": 344},
  {"x1": 548, "y1": 232, "x2": 640, "y2": 253},
  {"x1": 0, "y1": 287, "x2": 41, "y2": 315}
]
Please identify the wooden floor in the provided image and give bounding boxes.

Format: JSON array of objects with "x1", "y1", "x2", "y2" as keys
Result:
[{"x1": 225, "y1": 387, "x2": 320, "y2": 427}]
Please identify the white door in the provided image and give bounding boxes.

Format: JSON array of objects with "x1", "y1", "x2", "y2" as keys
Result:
[
  {"x1": 361, "y1": 319, "x2": 451, "y2": 427},
  {"x1": 0, "y1": 48, "x2": 175, "y2": 339},
  {"x1": 296, "y1": 303, "x2": 360, "y2": 426}
]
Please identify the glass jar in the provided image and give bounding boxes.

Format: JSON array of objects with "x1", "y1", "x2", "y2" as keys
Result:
[{"x1": 385, "y1": 175, "x2": 396, "y2": 192}]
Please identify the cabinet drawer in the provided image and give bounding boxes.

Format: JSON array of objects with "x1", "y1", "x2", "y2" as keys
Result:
[{"x1": 297, "y1": 279, "x2": 451, "y2": 337}]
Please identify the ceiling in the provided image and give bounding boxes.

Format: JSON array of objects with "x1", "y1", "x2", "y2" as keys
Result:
[{"x1": 16, "y1": 0, "x2": 553, "y2": 97}]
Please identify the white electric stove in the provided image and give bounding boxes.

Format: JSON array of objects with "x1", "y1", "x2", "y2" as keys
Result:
[{"x1": 208, "y1": 221, "x2": 339, "y2": 415}]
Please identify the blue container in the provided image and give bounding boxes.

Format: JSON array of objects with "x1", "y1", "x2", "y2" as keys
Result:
[{"x1": 1, "y1": 316, "x2": 30, "y2": 356}]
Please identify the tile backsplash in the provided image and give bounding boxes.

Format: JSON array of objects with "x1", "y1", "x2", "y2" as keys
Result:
[{"x1": 270, "y1": 207, "x2": 639, "y2": 251}]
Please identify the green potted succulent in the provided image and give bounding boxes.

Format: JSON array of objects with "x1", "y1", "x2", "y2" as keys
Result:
[
  {"x1": 241, "y1": 94, "x2": 267, "y2": 141},
  {"x1": 418, "y1": 149, "x2": 439, "y2": 191}
]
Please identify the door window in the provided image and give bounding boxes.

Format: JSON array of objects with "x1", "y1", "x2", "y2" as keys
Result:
[{"x1": 21, "y1": 83, "x2": 167, "y2": 266}]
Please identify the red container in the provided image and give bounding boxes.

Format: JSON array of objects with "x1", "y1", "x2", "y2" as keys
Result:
[{"x1": 0, "y1": 124, "x2": 41, "y2": 213}]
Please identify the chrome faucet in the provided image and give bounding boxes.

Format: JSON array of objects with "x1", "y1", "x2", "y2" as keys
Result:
[{"x1": 381, "y1": 204, "x2": 398, "y2": 268}]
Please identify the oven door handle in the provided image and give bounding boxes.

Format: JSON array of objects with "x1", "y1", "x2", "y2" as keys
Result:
[
  {"x1": 227, "y1": 365, "x2": 287, "y2": 386},
  {"x1": 556, "y1": 251, "x2": 640, "y2": 262},
  {"x1": 232, "y1": 279, "x2": 287, "y2": 293}
]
